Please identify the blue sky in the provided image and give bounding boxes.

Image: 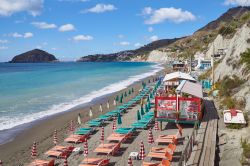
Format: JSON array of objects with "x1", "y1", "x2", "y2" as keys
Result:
[{"x1": 0, "y1": 0, "x2": 247, "y2": 62}]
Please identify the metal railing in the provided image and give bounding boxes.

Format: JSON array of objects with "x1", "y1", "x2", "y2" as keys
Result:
[{"x1": 178, "y1": 122, "x2": 199, "y2": 166}]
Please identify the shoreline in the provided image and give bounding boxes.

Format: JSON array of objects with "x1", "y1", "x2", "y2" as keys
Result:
[{"x1": 0, "y1": 67, "x2": 168, "y2": 165}]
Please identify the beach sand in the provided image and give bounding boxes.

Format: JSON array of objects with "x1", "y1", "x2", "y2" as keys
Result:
[{"x1": 0, "y1": 69, "x2": 173, "y2": 165}]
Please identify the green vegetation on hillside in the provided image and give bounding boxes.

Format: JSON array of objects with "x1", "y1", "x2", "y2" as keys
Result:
[
  {"x1": 240, "y1": 48, "x2": 250, "y2": 74},
  {"x1": 241, "y1": 138, "x2": 250, "y2": 165}
]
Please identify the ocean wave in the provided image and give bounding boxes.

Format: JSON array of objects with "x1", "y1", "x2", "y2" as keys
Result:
[{"x1": 0, "y1": 63, "x2": 164, "y2": 131}]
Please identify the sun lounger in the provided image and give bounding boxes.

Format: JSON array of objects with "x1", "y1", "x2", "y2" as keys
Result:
[
  {"x1": 142, "y1": 162, "x2": 160, "y2": 166},
  {"x1": 75, "y1": 128, "x2": 93, "y2": 135},
  {"x1": 64, "y1": 134, "x2": 87, "y2": 143},
  {"x1": 105, "y1": 111, "x2": 118, "y2": 116},
  {"x1": 97, "y1": 114, "x2": 112, "y2": 121},
  {"x1": 45, "y1": 146, "x2": 74, "y2": 158},
  {"x1": 147, "y1": 150, "x2": 173, "y2": 161},
  {"x1": 150, "y1": 144, "x2": 176, "y2": 155},
  {"x1": 94, "y1": 142, "x2": 121, "y2": 155},
  {"x1": 28, "y1": 159, "x2": 55, "y2": 166},
  {"x1": 114, "y1": 127, "x2": 135, "y2": 134},
  {"x1": 86, "y1": 121, "x2": 102, "y2": 127},
  {"x1": 155, "y1": 137, "x2": 177, "y2": 145},
  {"x1": 131, "y1": 121, "x2": 149, "y2": 129},
  {"x1": 106, "y1": 133, "x2": 131, "y2": 142},
  {"x1": 79, "y1": 158, "x2": 110, "y2": 166}
]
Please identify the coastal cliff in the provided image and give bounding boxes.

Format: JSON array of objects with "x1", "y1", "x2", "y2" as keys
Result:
[{"x1": 10, "y1": 49, "x2": 58, "y2": 63}]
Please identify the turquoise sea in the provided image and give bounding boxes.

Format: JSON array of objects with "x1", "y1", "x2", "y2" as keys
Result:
[{"x1": 0, "y1": 62, "x2": 162, "y2": 140}]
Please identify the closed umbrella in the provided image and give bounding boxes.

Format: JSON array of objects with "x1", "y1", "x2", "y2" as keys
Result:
[
  {"x1": 148, "y1": 128, "x2": 154, "y2": 144},
  {"x1": 53, "y1": 129, "x2": 58, "y2": 145},
  {"x1": 89, "y1": 107, "x2": 93, "y2": 118},
  {"x1": 128, "y1": 156, "x2": 133, "y2": 166},
  {"x1": 139, "y1": 140, "x2": 145, "y2": 160},
  {"x1": 113, "y1": 99, "x2": 117, "y2": 106},
  {"x1": 137, "y1": 110, "x2": 141, "y2": 121},
  {"x1": 128, "y1": 89, "x2": 131, "y2": 95},
  {"x1": 154, "y1": 121, "x2": 159, "y2": 131},
  {"x1": 64, "y1": 156, "x2": 68, "y2": 166},
  {"x1": 140, "y1": 106, "x2": 145, "y2": 116},
  {"x1": 31, "y1": 142, "x2": 37, "y2": 158},
  {"x1": 0, "y1": 160, "x2": 2, "y2": 166},
  {"x1": 147, "y1": 101, "x2": 151, "y2": 110},
  {"x1": 131, "y1": 88, "x2": 134, "y2": 93},
  {"x1": 84, "y1": 138, "x2": 88, "y2": 159},
  {"x1": 99, "y1": 104, "x2": 103, "y2": 112},
  {"x1": 145, "y1": 104, "x2": 149, "y2": 113},
  {"x1": 115, "y1": 95, "x2": 119, "y2": 101},
  {"x1": 119, "y1": 95, "x2": 123, "y2": 103},
  {"x1": 117, "y1": 113, "x2": 122, "y2": 125},
  {"x1": 69, "y1": 120, "x2": 74, "y2": 132},
  {"x1": 124, "y1": 91, "x2": 127, "y2": 98},
  {"x1": 77, "y1": 113, "x2": 82, "y2": 125},
  {"x1": 112, "y1": 118, "x2": 117, "y2": 131},
  {"x1": 107, "y1": 101, "x2": 110, "y2": 110},
  {"x1": 101, "y1": 126, "x2": 104, "y2": 145}
]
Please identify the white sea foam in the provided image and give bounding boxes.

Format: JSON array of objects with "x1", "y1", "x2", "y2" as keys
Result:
[{"x1": 0, "y1": 63, "x2": 164, "y2": 131}]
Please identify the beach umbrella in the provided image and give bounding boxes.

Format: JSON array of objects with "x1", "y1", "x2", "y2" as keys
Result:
[
  {"x1": 128, "y1": 89, "x2": 131, "y2": 95},
  {"x1": 154, "y1": 121, "x2": 159, "y2": 131},
  {"x1": 119, "y1": 95, "x2": 123, "y2": 103},
  {"x1": 117, "y1": 113, "x2": 122, "y2": 125},
  {"x1": 147, "y1": 96, "x2": 150, "y2": 102},
  {"x1": 99, "y1": 104, "x2": 103, "y2": 112},
  {"x1": 140, "y1": 106, "x2": 145, "y2": 116},
  {"x1": 112, "y1": 118, "x2": 117, "y2": 131},
  {"x1": 128, "y1": 156, "x2": 133, "y2": 166},
  {"x1": 64, "y1": 156, "x2": 68, "y2": 166},
  {"x1": 145, "y1": 104, "x2": 149, "y2": 113},
  {"x1": 140, "y1": 98, "x2": 143, "y2": 106},
  {"x1": 124, "y1": 91, "x2": 127, "y2": 98},
  {"x1": 101, "y1": 126, "x2": 104, "y2": 144},
  {"x1": 132, "y1": 88, "x2": 134, "y2": 93},
  {"x1": 148, "y1": 128, "x2": 154, "y2": 144},
  {"x1": 0, "y1": 160, "x2": 2, "y2": 166},
  {"x1": 148, "y1": 79, "x2": 151, "y2": 83},
  {"x1": 89, "y1": 107, "x2": 93, "y2": 118},
  {"x1": 147, "y1": 102, "x2": 151, "y2": 110},
  {"x1": 77, "y1": 113, "x2": 82, "y2": 125},
  {"x1": 139, "y1": 140, "x2": 145, "y2": 160},
  {"x1": 53, "y1": 129, "x2": 58, "y2": 145},
  {"x1": 69, "y1": 120, "x2": 74, "y2": 132},
  {"x1": 84, "y1": 138, "x2": 88, "y2": 157},
  {"x1": 113, "y1": 99, "x2": 117, "y2": 106},
  {"x1": 150, "y1": 93, "x2": 153, "y2": 99},
  {"x1": 137, "y1": 110, "x2": 141, "y2": 121},
  {"x1": 107, "y1": 101, "x2": 110, "y2": 110},
  {"x1": 31, "y1": 141, "x2": 37, "y2": 158},
  {"x1": 115, "y1": 95, "x2": 119, "y2": 101}
]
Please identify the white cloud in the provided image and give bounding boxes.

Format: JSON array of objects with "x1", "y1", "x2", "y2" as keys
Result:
[
  {"x1": 36, "y1": 45, "x2": 42, "y2": 49},
  {"x1": 11, "y1": 32, "x2": 23, "y2": 38},
  {"x1": 224, "y1": 0, "x2": 250, "y2": 6},
  {"x1": 73, "y1": 35, "x2": 93, "y2": 41},
  {"x1": 10, "y1": 32, "x2": 33, "y2": 38},
  {"x1": 0, "y1": 46, "x2": 8, "y2": 50},
  {"x1": 149, "y1": 35, "x2": 159, "y2": 42},
  {"x1": 31, "y1": 22, "x2": 57, "y2": 29},
  {"x1": 118, "y1": 34, "x2": 124, "y2": 39},
  {"x1": 119, "y1": 41, "x2": 130, "y2": 46},
  {"x1": 59, "y1": 0, "x2": 89, "y2": 2},
  {"x1": 134, "y1": 43, "x2": 142, "y2": 47},
  {"x1": 51, "y1": 47, "x2": 59, "y2": 50},
  {"x1": 144, "y1": 7, "x2": 196, "y2": 24},
  {"x1": 142, "y1": 7, "x2": 153, "y2": 15},
  {"x1": 0, "y1": 39, "x2": 8, "y2": 44},
  {"x1": 24, "y1": 32, "x2": 33, "y2": 38},
  {"x1": 0, "y1": 0, "x2": 43, "y2": 16},
  {"x1": 59, "y1": 24, "x2": 75, "y2": 32},
  {"x1": 148, "y1": 27, "x2": 154, "y2": 32},
  {"x1": 83, "y1": 4, "x2": 117, "y2": 13}
]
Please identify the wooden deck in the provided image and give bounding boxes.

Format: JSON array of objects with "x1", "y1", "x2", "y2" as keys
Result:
[{"x1": 186, "y1": 99, "x2": 218, "y2": 166}]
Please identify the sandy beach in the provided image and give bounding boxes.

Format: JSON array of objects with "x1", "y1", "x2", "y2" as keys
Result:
[{"x1": 0, "y1": 68, "x2": 177, "y2": 165}]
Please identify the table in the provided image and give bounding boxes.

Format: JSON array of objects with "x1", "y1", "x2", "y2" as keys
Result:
[{"x1": 129, "y1": 152, "x2": 139, "y2": 160}]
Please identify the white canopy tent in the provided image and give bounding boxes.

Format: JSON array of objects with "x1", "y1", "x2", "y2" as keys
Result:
[
  {"x1": 176, "y1": 80, "x2": 203, "y2": 98},
  {"x1": 163, "y1": 71, "x2": 196, "y2": 82}
]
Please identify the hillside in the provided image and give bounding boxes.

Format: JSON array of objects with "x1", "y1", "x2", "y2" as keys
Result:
[
  {"x1": 10, "y1": 49, "x2": 58, "y2": 63},
  {"x1": 78, "y1": 7, "x2": 250, "y2": 62}
]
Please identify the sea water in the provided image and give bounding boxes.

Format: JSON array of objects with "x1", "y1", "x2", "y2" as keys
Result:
[{"x1": 0, "y1": 62, "x2": 163, "y2": 143}]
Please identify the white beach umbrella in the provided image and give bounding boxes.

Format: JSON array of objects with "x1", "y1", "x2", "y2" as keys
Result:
[
  {"x1": 77, "y1": 113, "x2": 82, "y2": 125},
  {"x1": 99, "y1": 104, "x2": 103, "y2": 112},
  {"x1": 113, "y1": 99, "x2": 117, "y2": 106},
  {"x1": 89, "y1": 107, "x2": 93, "y2": 118},
  {"x1": 107, "y1": 101, "x2": 110, "y2": 110}
]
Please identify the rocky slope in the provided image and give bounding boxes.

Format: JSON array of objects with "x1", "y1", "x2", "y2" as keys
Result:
[{"x1": 10, "y1": 49, "x2": 58, "y2": 63}]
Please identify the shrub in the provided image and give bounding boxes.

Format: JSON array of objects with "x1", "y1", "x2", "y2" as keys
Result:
[
  {"x1": 241, "y1": 12, "x2": 250, "y2": 22},
  {"x1": 218, "y1": 25, "x2": 236, "y2": 36},
  {"x1": 240, "y1": 48, "x2": 250, "y2": 74},
  {"x1": 241, "y1": 138, "x2": 250, "y2": 159}
]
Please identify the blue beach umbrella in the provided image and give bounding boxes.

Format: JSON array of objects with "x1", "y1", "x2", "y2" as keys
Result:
[
  {"x1": 115, "y1": 95, "x2": 119, "y2": 101},
  {"x1": 117, "y1": 113, "x2": 122, "y2": 125}
]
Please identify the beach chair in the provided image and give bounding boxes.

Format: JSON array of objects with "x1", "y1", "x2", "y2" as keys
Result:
[
  {"x1": 114, "y1": 127, "x2": 135, "y2": 134},
  {"x1": 86, "y1": 121, "x2": 102, "y2": 127},
  {"x1": 64, "y1": 134, "x2": 87, "y2": 143},
  {"x1": 159, "y1": 159, "x2": 171, "y2": 166},
  {"x1": 28, "y1": 159, "x2": 55, "y2": 166},
  {"x1": 45, "y1": 145, "x2": 74, "y2": 158},
  {"x1": 75, "y1": 128, "x2": 93, "y2": 135},
  {"x1": 142, "y1": 162, "x2": 160, "y2": 166},
  {"x1": 147, "y1": 150, "x2": 173, "y2": 161},
  {"x1": 97, "y1": 114, "x2": 112, "y2": 121},
  {"x1": 94, "y1": 142, "x2": 121, "y2": 155},
  {"x1": 131, "y1": 121, "x2": 149, "y2": 129},
  {"x1": 150, "y1": 144, "x2": 176, "y2": 155},
  {"x1": 79, "y1": 158, "x2": 110, "y2": 166},
  {"x1": 155, "y1": 137, "x2": 177, "y2": 145},
  {"x1": 106, "y1": 133, "x2": 131, "y2": 142},
  {"x1": 105, "y1": 111, "x2": 118, "y2": 117}
]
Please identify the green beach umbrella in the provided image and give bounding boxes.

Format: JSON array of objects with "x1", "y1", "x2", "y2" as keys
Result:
[
  {"x1": 137, "y1": 110, "x2": 141, "y2": 121},
  {"x1": 128, "y1": 89, "x2": 131, "y2": 95},
  {"x1": 147, "y1": 96, "x2": 150, "y2": 102},
  {"x1": 119, "y1": 95, "x2": 123, "y2": 103},
  {"x1": 150, "y1": 93, "x2": 153, "y2": 99},
  {"x1": 124, "y1": 91, "x2": 127, "y2": 97},
  {"x1": 132, "y1": 88, "x2": 134, "y2": 93},
  {"x1": 148, "y1": 101, "x2": 151, "y2": 110},
  {"x1": 145, "y1": 104, "x2": 149, "y2": 113},
  {"x1": 148, "y1": 79, "x2": 151, "y2": 83},
  {"x1": 141, "y1": 105, "x2": 145, "y2": 116},
  {"x1": 117, "y1": 113, "x2": 122, "y2": 125},
  {"x1": 115, "y1": 95, "x2": 119, "y2": 101}
]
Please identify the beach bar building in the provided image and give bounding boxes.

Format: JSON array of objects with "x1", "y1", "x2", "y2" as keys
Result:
[{"x1": 155, "y1": 80, "x2": 203, "y2": 126}]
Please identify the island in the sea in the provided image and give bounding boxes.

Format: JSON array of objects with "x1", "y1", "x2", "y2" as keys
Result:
[{"x1": 9, "y1": 49, "x2": 58, "y2": 63}]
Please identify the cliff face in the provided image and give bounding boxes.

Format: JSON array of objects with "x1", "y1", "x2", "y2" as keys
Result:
[{"x1": 10, "y1": 49, "x2": 58, "y2": 63}]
